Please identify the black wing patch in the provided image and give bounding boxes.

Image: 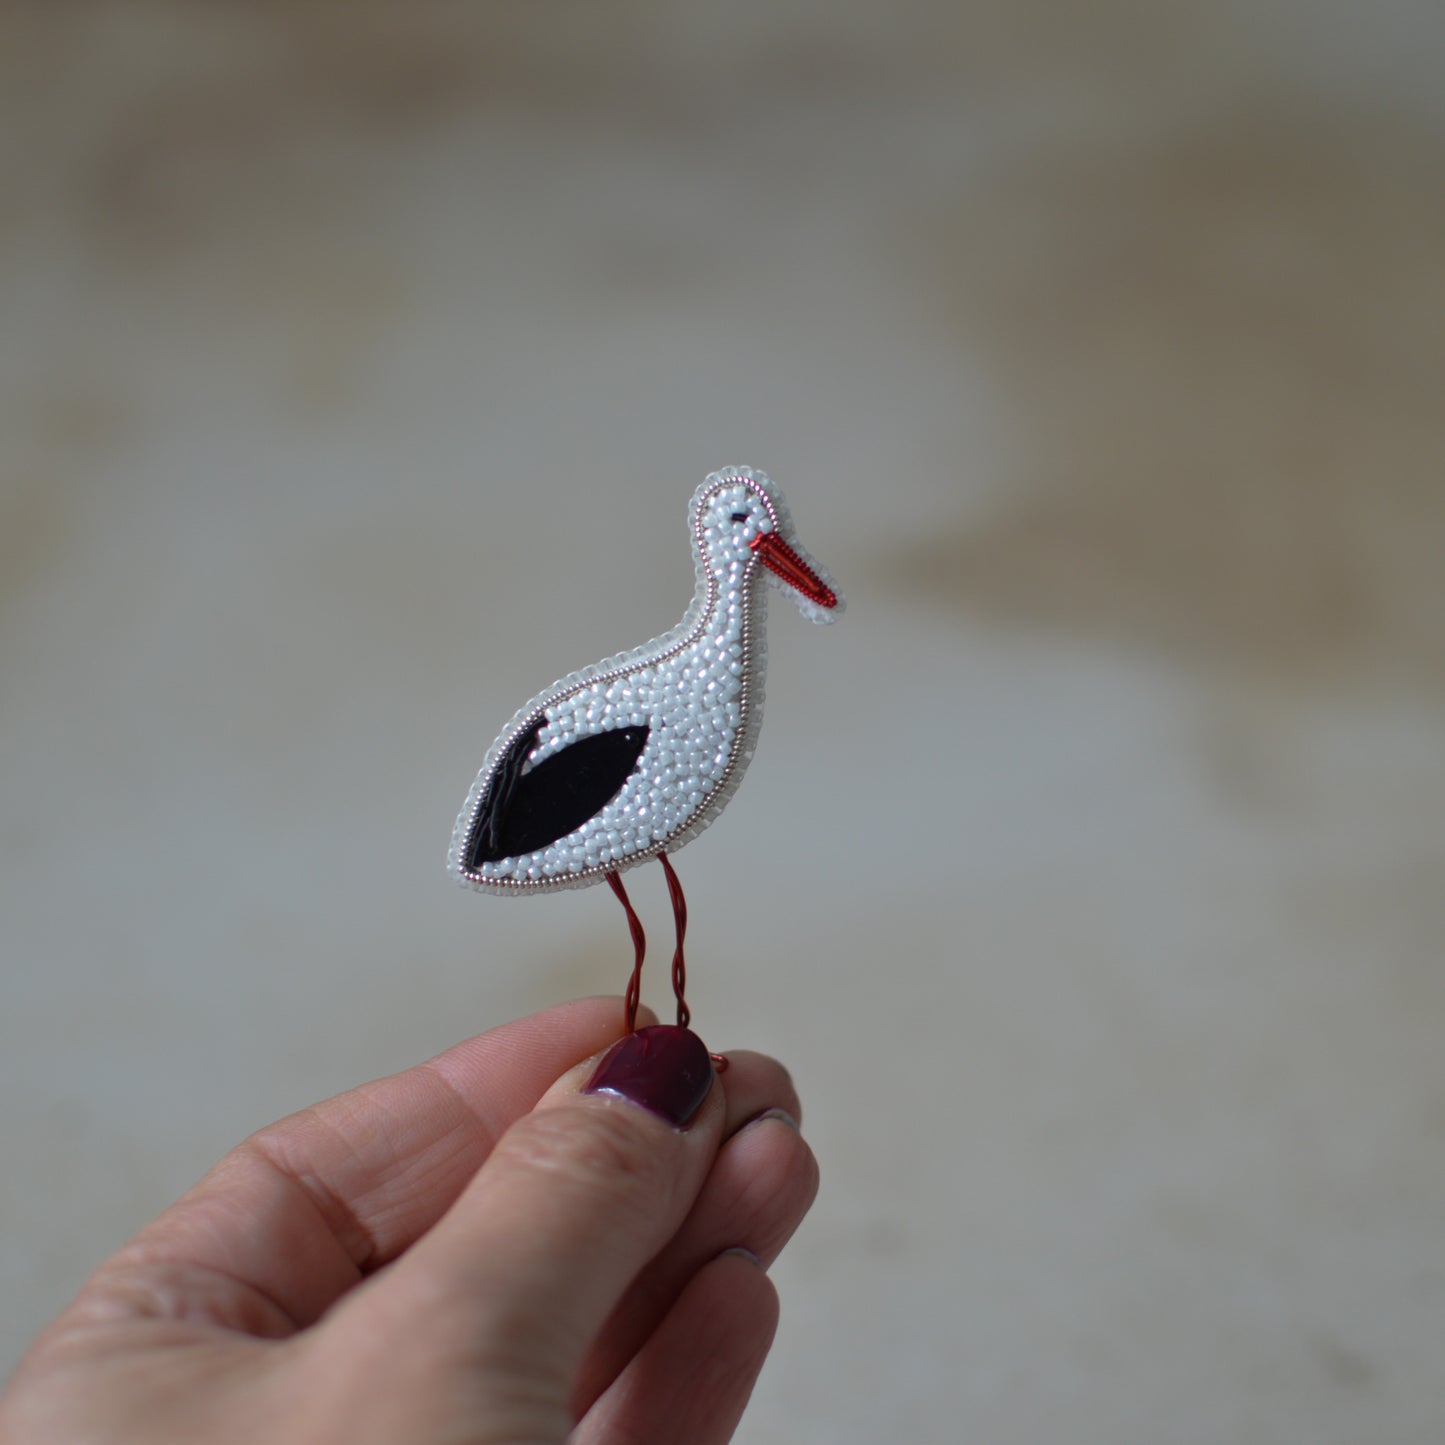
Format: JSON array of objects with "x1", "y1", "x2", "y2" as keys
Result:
[
  {"x1": 465, "y1": 715, "x2": 545, "y2": 869},
  {"x1": 465, "y1": 720, "x2": 651, "y2": 868}
]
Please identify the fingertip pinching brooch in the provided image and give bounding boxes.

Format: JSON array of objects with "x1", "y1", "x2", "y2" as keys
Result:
[{"x1": 448, "y1": 467, "x2": 843, "y2": 1041}]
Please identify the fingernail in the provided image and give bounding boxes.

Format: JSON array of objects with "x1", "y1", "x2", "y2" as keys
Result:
[
  {"x1": 717, "y1": 1246, "x2": 764, "y2": 1270},
  {"x1": 583, "y1": 1025, "x2": 713, "y2": 1127},
  {"x1": 743, "y1": 1106, "x2": 801, "y2": 1134}
]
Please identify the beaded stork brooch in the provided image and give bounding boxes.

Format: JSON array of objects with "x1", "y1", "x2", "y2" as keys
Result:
[{"x1": 448, "y1": 467, "x2": 843, "y2": 1035}]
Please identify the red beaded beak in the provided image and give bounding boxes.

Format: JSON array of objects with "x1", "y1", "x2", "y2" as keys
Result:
[{"x1": 750, "y1": 531, "x2": 837, "y2": 609}]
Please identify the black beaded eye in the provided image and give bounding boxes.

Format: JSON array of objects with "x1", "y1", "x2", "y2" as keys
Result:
[{"x1": 730, "y1": 511, "x2": 749, "y2": 523}]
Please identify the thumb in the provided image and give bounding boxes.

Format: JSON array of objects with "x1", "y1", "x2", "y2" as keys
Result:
[{"x1": 338, "y1": 1026, "x2": 724, "y2": 1424}]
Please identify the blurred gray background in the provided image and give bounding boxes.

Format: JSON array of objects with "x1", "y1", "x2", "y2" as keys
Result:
[{"x1": 3, "y1": 3, "x2": 1444, "y2": 1441}]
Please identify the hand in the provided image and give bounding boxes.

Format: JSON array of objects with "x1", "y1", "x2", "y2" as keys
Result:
[{"x1": 0, "y1": 997, "x2": 818, "y2": 1444}]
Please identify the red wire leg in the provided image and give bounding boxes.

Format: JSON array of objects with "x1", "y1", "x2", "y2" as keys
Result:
[
  {"x1": 606, "y1": 869, "x2": 646, "y2": 1035},
  {"x1": 656, "y1": 854, "x2": 725, "y2": 1068},
  {"x1": 658, "y1": 852, "x2": 690, "y2": 1029}
]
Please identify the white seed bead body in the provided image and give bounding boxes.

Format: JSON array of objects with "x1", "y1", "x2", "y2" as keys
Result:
[{"x1": 448, "y1": 468, "x2": 843, "y2": 894}]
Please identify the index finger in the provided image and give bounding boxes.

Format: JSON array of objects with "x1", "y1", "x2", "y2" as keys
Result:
[
  {"x1": 251, "y1": 995, "x2": 649, "y2": 1271},
  {"x1": 87, "y1": 997, "x2": 646, "y2": 1335}
]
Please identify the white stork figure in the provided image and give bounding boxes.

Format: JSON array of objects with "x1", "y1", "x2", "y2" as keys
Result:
[{"x1": 448, "y1": 466, "x2": 843, "y2": 1029}]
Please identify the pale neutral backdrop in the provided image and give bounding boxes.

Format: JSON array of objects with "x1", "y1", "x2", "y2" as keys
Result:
[{"x1": 4, "y1": 4, "x2": 1445, "y2": 1442}]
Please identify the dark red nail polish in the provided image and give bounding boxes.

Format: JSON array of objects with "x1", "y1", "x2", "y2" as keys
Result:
[{"x1": 583, "y1": 1025, "x2": 713, "y2": 1127}]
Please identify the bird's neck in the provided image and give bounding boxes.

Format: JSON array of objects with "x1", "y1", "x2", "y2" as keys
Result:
[{"x1": 675, "y1": 547, "x2": 763, "y2": 664}]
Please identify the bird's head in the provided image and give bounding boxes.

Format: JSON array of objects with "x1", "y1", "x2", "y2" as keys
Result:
[{"x1": 693, "y1": 467, "x2": 844, "y2": 623}]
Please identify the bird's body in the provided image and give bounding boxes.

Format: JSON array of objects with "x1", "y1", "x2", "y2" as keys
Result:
[{"x1": 449, "y1": 467, "x2": 841, "y2": 896}]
